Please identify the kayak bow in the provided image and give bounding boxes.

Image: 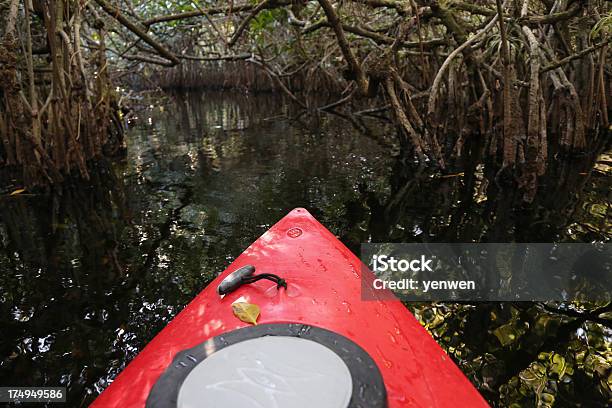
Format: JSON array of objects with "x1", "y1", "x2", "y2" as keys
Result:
[{"x1": 93, "y1": 208, "x2": 488, "y2": 407}]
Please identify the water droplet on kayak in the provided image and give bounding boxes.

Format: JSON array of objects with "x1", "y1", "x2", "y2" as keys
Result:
[
  {"x1": 341, "y1": 301, "x2": 352, "y2": 314},
  {"x1": 264, "y1": 285, "x2": 278, "y2": 298},
  {"x1": 376, "y1": 346, "x2": 394, "y2": 368},
  {"x1": 286, "y1": 284, "x2": 301, "y2": 297},
  {"x1": 298, "y1": 325, "x2": 311, "y2": 336},
  {"x1": 311, "y1": 298, "x2": 318, "y2": 305},
  {"x1": 263, "y1": 283, "x2": 300, "y2": 298},
  {"x1": 388, "y1": 332, "x2": 397, "y2": 344},
  {"x1": 331, "y1": 288, "x2": 338, "y2": 295}
]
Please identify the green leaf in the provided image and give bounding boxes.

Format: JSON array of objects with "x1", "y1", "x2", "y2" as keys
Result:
[
  {"x1": 539, "y1": 392, "x2": 555, "y2": 407},
  {"x1": 493, "y1": 322, "x2": 523, "y2": 346},
  {"x1": 550, "y1": 353, "x2": 567, "y2": 378}
]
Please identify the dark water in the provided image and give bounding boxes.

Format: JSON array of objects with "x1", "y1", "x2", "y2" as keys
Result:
[{"x1": 0, "y1": 91, "x2": 610, "y2": 406}]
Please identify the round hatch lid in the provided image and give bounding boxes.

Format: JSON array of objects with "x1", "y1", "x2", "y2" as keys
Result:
[
  {"x1": 146, "y1": 323, "x2": 387, "y2": 408},
  {"x1": 179, "y1": 336, "x2": 351, "y2": 408}
]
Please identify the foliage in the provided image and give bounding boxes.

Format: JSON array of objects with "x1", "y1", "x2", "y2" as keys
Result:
[
  {"x1": 591, "y1": 12, "x2": 612, "y2": 39},
  {"x1": 411, "y1": 302, "x2": 612, "y2": 406}
]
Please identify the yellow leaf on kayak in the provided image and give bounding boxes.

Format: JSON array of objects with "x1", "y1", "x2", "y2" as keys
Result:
[
  {"x1": 232, "y1": 302, "x2": 260, "y2": 325},
  {"x1": 9, "y1": 188, "x2": 25, "y2": 196}
]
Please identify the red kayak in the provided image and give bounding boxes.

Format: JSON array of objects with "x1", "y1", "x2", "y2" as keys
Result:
[{"x1": 92, "y1": 208, "x2": 487, "y2": 407}]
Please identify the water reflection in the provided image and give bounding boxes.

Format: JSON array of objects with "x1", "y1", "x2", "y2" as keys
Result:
[{"x1": 0, "y1": 91, "x2": 609, "y2": 406}]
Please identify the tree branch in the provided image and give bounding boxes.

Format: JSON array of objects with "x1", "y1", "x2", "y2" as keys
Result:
[
  {"x1": 2, "y1": 0, "x2": 19, "y2": 39},
  {"x1": 427, "y1": 15, "x2": 499, "y2": 117},
  {"x1": 540, "y1": 39, "x2": 611, "y2": 73},
  {"x1": 94, "y1": 0, "x2": 179, "y2": 66},
  {"x1": 228, "y1": 0, "x2": 270, "y2": 47},
  {"x1": 317, "y1": 0, "x2": 369, "y2": 95},
  {"x1": 539, "y1": 302, "x2": 612, "y2": 328},
  {"x1": 519, "y1": 2, "x2": 582, "y2": 26},
  {"x1": 142, "y1": 0, "x2": 293, "y2": 27},
  {"x1": 179, "y1": 53, "x2": 253, "y2": 61},
  {"x1": 302, "y1": 20, "x2": 447, "y2": 49}
]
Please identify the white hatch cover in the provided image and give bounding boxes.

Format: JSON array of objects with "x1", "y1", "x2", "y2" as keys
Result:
[{"x1": 176, "y1": 335, "x2": 353, "y2": 408}]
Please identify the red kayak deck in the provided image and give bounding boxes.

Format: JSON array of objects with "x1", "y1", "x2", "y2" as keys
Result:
[{"x1": 93, "y1": 208, "x2": 488, "y2": 407}]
